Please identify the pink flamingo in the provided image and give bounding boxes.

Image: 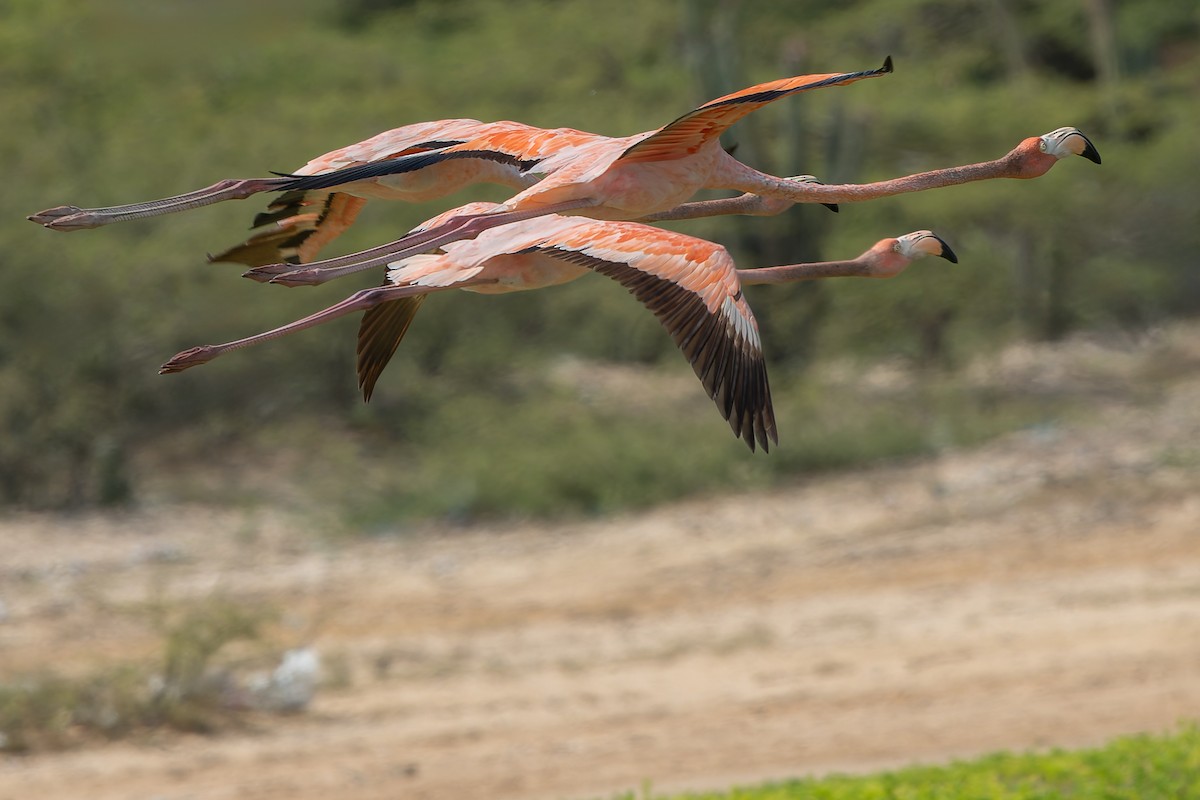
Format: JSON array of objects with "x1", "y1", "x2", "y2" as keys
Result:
[
  {"x1": 159, "y1": 203, "x2": 958, "y2": 451},
  {"x1": 28, "y1": 118, "x2": 583, "y2": 263}
]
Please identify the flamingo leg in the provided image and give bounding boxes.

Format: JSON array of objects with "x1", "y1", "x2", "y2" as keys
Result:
[
  {"x1": 28, "y1": 177, "x2": 294, "y2": 231},
  {"x1": 640, "y1": 194, "x2": 797, "y2": 221},
  {"x1": 641, "y1": 176, "x2": 836, "y2": 222},
  {"x1": 245, "y1": 198, "x2": 600, "y2": 287},
  {"x1": 159, "y1": 279, "x2": 494, "y2": 374}
]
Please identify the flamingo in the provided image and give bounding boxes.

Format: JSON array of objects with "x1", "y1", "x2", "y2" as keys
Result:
[
  {"x1": 28, "y1": 118, "x2": 590, "y2": 264},
  {"x1": 158, "y1": 202, "x2": 958, "y2": 451},
  {"x1": 28, "y1": 61, "x2": 889, "y2": 265}
]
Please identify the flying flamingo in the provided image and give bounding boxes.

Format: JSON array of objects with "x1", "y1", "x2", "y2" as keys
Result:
[
  {"x1": 158, "y1": 202, "x2": 958, "y2": 451},
  {"x1": 28, "y1": 118, "x2": 588, "y2": 264},
  {"x1": 28, "y1": 61, "x2": 889, "y2": 265}
]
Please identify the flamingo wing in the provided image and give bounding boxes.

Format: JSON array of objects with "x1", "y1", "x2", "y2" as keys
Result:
[
  {"x1": 617, "y1": 57, "x2": 892, "y2": 164},
  {"x1": 354, "y1": 203, "x2": 518, "y2": 398},
  {"x1": 210, "y1": 136, "x2": 462, "y2": 267},
  {"x1": 213, "y1": 122, "x2": 558, "y2": 267},
  {"x1": 297, "y1": 118, "x2": 505, "y2": 171},
  {"x1": 357, "y1": 295, "x2": 427, "y2": 401},
  {"x1": 273, "y1": 125, "x2": 604, "y2": 193},
  {"x1": 527, "y1": 222, "x2": 778, "y2": 451},
  {"x1": 273, "y1": 147, "x2": 539, "y2": 193},
  {"x1": 211, "y1": 190, "x2": 368, "y2": 266}
]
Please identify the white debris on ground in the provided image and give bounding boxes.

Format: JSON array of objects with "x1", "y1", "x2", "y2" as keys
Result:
[{"x1": 247, "y1": 647, "x2": 321, "y2": 713}]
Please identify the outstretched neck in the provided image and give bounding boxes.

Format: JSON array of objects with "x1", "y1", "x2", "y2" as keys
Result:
[
  {"x1": 738, "y1": 258, "x2": 869, "y2": 285},
  {"x1": 763, "y1": 152, "x2": 1024, "y2": 204}
]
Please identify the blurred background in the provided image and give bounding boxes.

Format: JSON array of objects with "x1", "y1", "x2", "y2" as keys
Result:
[
  {"x1": 4, "y1": 0, "x2": 1198, "y2": 521},
  {"x1": 3, "y1": 2, "x2": 1200, "y2": 796}
]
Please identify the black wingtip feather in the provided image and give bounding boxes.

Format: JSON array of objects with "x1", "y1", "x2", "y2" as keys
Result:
[
  {"x1": 539, "y1": 245, "x2": 776, "y2": 454},
  {"x1": 882, "y1": 55, "x2": 894, "y2": 73}
]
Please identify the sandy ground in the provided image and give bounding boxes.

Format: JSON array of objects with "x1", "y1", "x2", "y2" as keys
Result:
[{"x1": 1, "y1": 330, "x2": 1199, "y2": 800}]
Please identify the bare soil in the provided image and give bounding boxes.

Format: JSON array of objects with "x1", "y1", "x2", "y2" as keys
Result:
[{"x1": 2, "y1": 328, "x2": 1199, "y2": 800}]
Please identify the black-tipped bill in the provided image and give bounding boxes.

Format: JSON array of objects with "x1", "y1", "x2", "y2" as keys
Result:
[
  {"x1": 934, "y1": 235, "x2": 958, "y2": 264},
  {"x1": 1077, "y1": 132, "x2": 1102, "y2": 165}
]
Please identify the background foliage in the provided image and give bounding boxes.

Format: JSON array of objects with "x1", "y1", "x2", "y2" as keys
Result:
[{"x1": 4, "y1": 0, "x2": 1198, "y2": 516}]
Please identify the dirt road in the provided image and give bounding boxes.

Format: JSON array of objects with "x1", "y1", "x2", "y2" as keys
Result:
[{"x1": 2, "y1": 331, "x2": 1199, "y2": 800}]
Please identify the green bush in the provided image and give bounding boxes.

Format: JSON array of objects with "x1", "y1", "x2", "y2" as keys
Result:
[{"x1": 0, "y1": 595, "x2": 274, "y2": 752}]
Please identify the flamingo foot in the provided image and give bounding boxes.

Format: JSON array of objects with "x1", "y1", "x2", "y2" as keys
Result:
[
  {"x1": 29, "y1": 178, "x2": 290, "y2": 232},
  {"x1": 242, "y1": 263, "x2": 295, "y2": 283},
  {"x1": 159, "y1": 346, "x2": 220, "y2": 374},
  {"x1": 267, "y1": 268, "x2": 325, "y2": 287},
  {"x1": 27, "y1": 206, "x2": 106, "y2": 231}
]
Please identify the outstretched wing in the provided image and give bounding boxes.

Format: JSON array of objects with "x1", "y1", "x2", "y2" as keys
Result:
[
  {"x1": 211, "y1": 120, "x2": 557, "y2": 267},
  {"x1": 527, "y1": 222, "x2": 778, "y2": 451},
  {"x1": 273, "y1": 125, "x2": 609, "y2": 195},
  {"x1": 617, "y1": 57, "x2": 893, "y2": 164},
  {"x1": 273, "y1": 148, "x2": 538, "y2": 193},
  {"x1": 210, "y1": 190, "x2": 367, "y2": 266},
  {"x1": 352, "y1": 203, "x2": 510, "y2": 398},
  {"x1": 272, "y1": 124, "x2": 606, "y2": 193},
  {"x1": 356, "y1": 295, "x2": 427, "y2": 401}
]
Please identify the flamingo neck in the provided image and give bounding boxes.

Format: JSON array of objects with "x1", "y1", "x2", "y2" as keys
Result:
[
  {"x1": 737, "y1": 258, "x2": 870, "y2": 285},
  {"x1": 757, "y1": 148, "x2": 1029, "y2": 204}
]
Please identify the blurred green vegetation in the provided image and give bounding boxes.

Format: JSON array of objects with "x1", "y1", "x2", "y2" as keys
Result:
[
  {"x1": 0, "y1": 595, "x2": 274, "y2": 752},
  {"x1": 5, "y1": 0, "x2": 1199, "y2": 515}
]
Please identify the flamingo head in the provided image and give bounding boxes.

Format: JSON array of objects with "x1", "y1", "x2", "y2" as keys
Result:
[
  {"x1": 1010, "y1": 127, "x2": 1101, "y2": 178},
  {"x1": 866, "y1": 230, "x2": 957, "y2": 278},
  {"x1": 1039, "y1": 127, "x2": 1102, "y2": 164},
  {"x1": 895, "y1": 230, "x2": 957, "y2": 264}
]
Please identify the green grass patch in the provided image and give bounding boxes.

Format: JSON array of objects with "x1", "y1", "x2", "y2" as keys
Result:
[{"x1": 612, "y1": 726, "x2": 1200, "y2": 800}]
